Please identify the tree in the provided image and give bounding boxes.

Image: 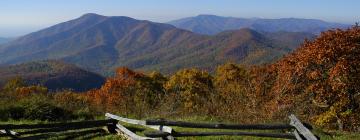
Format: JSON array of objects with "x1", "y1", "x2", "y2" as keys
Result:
[
  {"x1": 212, "y1": 63, "x2": 254, "y2": 121},
  {"x1": 3, "y1": 77, "x2": 25, "y2": 92},
  {"x1": 86, "y1": 67, "x2": 165, "y2": 117},
  {"x1": 261, "y1": 27, "x2": 360, "y2": 131},
  {"x1": 165, "y1": 68, "x2": 213, "y2": 113},
  {"x1": 214, "y1": 63, "x2": 248, "y2": 98}
]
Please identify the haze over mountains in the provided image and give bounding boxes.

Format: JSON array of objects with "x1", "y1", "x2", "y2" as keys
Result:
[
  {"x1": 0, "y1": 13, "x2": 337, "y2": 76},
  {"x1": 168, "y1": 15, "x2": 350, "y2": 35}
]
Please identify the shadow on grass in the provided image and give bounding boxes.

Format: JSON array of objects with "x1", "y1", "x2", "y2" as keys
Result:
[{"x1": 125, "y1": 125, "x2": 146, "y2": 133}]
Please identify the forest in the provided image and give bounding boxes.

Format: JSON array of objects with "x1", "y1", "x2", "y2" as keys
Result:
[{"x1": 0, "y1": 26, "x2": 359, "y2": 134}]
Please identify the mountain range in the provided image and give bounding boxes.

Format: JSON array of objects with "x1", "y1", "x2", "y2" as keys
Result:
[
  {"x1": 168, "y1": 15, "x2": 350, "y2": 35},
  {"x1": 0, "y1": 13, "x2": 319, "y2": 75},
  {"x1": 0, "y1": 60, "x2": 105, "y2": 91}
]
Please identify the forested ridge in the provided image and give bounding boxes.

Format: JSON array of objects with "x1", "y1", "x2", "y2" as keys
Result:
[
  {"x1": 0, "y1": 60, "x2": 105, "y2": 92},
  {"x1": 1, "y1": 26, "x2": 359, "y2": 133}
]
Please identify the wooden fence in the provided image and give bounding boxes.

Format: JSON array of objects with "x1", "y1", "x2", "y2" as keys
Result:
[
  {"x1": 105, "y1": 113, "x2": 319, "y2": 140},
  {"x1": 1, "y1": 113, "x2": 318, "y2": 140}
]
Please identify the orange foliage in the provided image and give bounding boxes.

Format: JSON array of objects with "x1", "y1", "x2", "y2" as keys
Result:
[
  {"x1": 254, "y1": 26, "x2": 360, "y2": 131},
  {"x1": 86, "y1": 67, "x2": 165, "y2": 116},
  {"x1": 16, "y1": 85, "x2": 48, "y2": 97}
]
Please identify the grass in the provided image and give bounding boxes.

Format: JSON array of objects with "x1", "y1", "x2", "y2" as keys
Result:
[
  {"x1": 1, "y1": 118, "x2": 359, "y2": 140},
  {"x1": 312, "y1": 129, "x2": 360, "y2": 140}
]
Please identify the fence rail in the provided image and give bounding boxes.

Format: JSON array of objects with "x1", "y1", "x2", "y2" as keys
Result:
[
  {"x1": 105, "y1": 113, "x2": 174, "y2": 140},
  {"x1": 0, "y1": 119, "x2": 115, "y2": 139},
  {"x1": 144, "y1": 130, "x2": 296, "y2": 139},
  {"x1": 146, "y1": 119, "x2": 294, "y2": 130},
  {"x1": 0, "y1": 119, "x2": 115, "y2": 130},
  {"x1": 105, "y1": 113, "x2": 173, "y2": 133}
]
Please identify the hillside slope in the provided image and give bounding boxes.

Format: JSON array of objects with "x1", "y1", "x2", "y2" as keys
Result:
[
  {"x1": 168, "y1": 15, "x2": 349, "y2": 35},
  {"x1": 139, "y1": 28, "x2": 314, "y2": 73},
  {"x1": 0, "y1": 60, "x2": 105, "y2": 91}
]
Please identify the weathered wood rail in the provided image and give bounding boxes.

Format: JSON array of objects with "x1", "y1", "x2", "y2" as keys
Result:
[
  {"x1": 105, "y1": 113, "x2": 319, "y2": 140},
  {"x1": 146, "y1": 119, "x2": 294, "y2": 130},
  {"x1": 105, "y1": 113, "x2": 173, "y2": 140},
  {"x1": 0, "y1": 119, "x2": 115, "y2": 130}
]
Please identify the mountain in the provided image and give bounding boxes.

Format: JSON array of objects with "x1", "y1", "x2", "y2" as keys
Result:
[
  {"x1": 168, "y1": 15, "x2": 350, "y2": 35},
  {"x1": 0, "y1": 60, "x2": 105, "y2": 92},
  {"x1": 0, "y1": 13, "x2": 314, "y2": 75},
  {"x1": 0, "y1": 37, "x2": 11, "y2": 44}
]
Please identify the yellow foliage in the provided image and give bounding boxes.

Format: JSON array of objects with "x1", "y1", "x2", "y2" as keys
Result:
[{"x1": 165, "y1": 68, "x2": 213, "y2": 113}]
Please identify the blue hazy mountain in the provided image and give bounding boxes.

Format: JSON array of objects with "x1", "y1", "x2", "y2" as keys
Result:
[
  {"x1": 168, "y1": 15, "x2": 350, "y2": 35},
  {"x1": 0, "y1": 37, "x2": 12, "y2": 44}
]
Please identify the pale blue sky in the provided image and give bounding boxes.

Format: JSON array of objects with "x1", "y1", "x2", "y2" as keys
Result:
[{"x1": 0, "y1": 0, "x2": 359, "y2": 37}]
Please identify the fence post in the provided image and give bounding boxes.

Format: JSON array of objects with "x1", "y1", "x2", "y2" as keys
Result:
[
  {"x1": 106, "y1": 119, "x2": 118, "y2": 134},
  {"x1": 158, "y1": 122, "x2": 174, "y2": 140},
  {"x1": 289, "y1": 114, "x2": 318, "y2": 140}
]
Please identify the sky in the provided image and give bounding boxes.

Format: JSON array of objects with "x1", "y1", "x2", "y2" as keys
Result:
[{"x1": 0, "y1": 0, "x2": 359, "y2": 37}]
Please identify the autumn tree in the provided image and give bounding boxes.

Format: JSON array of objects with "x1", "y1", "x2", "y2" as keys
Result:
[
  {"x1": 214, "y1": 63, "x2": 248, "y2": 98},
  {"x1": 16, "y1": 85, "x2": 48, "y2": 97},
  {"x1": 260, "y1": 26, "x2": 360, "y2": 131},
  {"x1": 165, "y1": 68, "x2": 213, "y2": 113},
  {"x1": 2, "y1": 77, "x2": 25, "y2": 92},
  {"x1": 86, "y1": 67, "x2": 166, "y2": 117},
  {"x1": 212, "y1": 63, "x2": 256, "y2": 121},
  {"x1": 1, "y1": 77, "x2": 48, "y2": 99}
]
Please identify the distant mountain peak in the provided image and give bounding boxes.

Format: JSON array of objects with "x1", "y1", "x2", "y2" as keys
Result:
[
  {"x1": 107, "y1": 15, "x2": 136, "y2": 21},
  {"x1": 216, "y1": 28, "x2": 266, "y2": 43},
  {"x1": 80, "y1": 13, "x2": 138, "y2": 20},
  {"x1": 81, "y1": 13, "x2": 106, "y2": 18},
  {"x1": 79, "y1": 13, "x2": 139, "y2": 23},
  {"x1": 77, "y1": 13, "x2": 108, "y2": 22}
]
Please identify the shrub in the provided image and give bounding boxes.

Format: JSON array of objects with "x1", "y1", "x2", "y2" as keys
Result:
[
  {"x1": 0, "y1": 105, "x2": 25, "y2": 120},
  {"x1": 24, "y1": 102, "x2": 67, "y2": 121}
]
